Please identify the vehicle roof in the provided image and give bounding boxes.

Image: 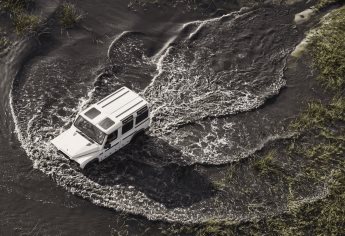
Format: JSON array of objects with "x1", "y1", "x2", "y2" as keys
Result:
[{"x1": 79, "y1": 87, "x2": 149, "y2": 135}]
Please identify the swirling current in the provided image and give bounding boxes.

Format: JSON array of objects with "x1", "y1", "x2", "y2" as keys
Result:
[{"x1": 6, "y1": 1, "x2": 328, "y2": 224}]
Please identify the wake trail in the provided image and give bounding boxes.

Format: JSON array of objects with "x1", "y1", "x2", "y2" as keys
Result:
[{"x1": 8, "y1": 4, "x2": 329, "y2": 224}]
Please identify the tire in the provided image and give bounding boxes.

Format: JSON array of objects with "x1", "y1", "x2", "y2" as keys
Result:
[
  {"x1": 131, "y1": 129, "x2": 145, "y2": 143},
  {"x1": 82, "y1": 158, "x2": 99, "y2": 170}
]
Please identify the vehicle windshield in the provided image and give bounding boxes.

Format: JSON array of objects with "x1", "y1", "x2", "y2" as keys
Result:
[{"x1": 74, "y1": 115, "x2": 105, "y2": 145}]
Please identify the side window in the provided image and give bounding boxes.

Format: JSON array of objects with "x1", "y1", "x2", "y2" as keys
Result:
[
  {"x1": 121, "y1": 116, "x2": 134, "y2": 135},
  {"x1": 106, "y1": 130, "x2": 118, "y2": 144},
  {"x1": 135, "y1": 106, "x2": 149, "y2": 125}
]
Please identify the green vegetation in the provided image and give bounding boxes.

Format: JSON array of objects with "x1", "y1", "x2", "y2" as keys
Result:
[
  {"x1": 0, "y1": 0, "x2": 41, "y2": 35},
  {"x1": 264, "y1": 169, "x2": 345, "y2": 235},
  {"x1": 167, "y1": 147, "x2": 344, "y2": 235},
  {"x1": 0, "y1": 0, "x2": 34, "y2": 12},
  {"x1": 308, "y1": 5, "x2": 345, "y2": 91},
  {"x1": 166, "y1": 4, "x2": 345, "y2": 235},
  {"x1": 12, "y1": 12, "x2": 40, "y2": 35},
  {"x1": 58, "y1": 2, "x2": 83, "y2": 29},
  {"x1": 316, "y1": 0, "x2": 345, "y2": 10},
  {"x1": 166, "y1": 172, "x2": 344, "y2": 235},
  {"x1": 0, "y1": 36, "x2": 9, "y2": 48},
  {"x1": 253, "y1": 150, "x2": 278, "y2": 175},
  {"x1": 0, "y1": 1, "x2": 84, "y2": 33},
  {"x1": 290, "y1": 97, "x2": 345, "y2": 131}
]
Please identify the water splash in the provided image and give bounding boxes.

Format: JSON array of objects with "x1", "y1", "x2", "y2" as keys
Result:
[{"x1": 8, "y1": 5, "x2": 329, "y2": 224}]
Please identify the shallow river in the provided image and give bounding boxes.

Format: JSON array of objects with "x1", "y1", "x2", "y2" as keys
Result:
[{"x1": 0, "y1": 0, "x2": 324, "y2": 234}]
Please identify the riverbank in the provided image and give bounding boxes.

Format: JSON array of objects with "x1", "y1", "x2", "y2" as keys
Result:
[{"x1": 165, "y1": 1, "x2": 345, "y2": 235}]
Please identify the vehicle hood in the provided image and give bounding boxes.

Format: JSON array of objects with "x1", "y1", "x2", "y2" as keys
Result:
[{"x1": 51, "y1": 127, "x2": 101, "y2": 159}]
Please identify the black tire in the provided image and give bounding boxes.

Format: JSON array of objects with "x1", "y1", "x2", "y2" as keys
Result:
[
  {"x1": 131, "y1": 129, "x2": 145, "y2": 143},
  {"x1": 82, "y1": 158, "x2": 99, "y2": 170}
]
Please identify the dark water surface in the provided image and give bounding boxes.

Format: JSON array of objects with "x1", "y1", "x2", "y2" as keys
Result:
[{"x1": 0, "y1": 0, "x2": 326, "y2": 234}]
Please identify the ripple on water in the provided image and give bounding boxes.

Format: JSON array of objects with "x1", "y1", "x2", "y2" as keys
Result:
[{"x1": 10, "y1": 5, "x2": 327, "y2": 223}]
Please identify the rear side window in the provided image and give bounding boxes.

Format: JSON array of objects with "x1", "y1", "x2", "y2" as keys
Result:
[
  {"x1": 106, "y1": 130, "x2": 118, "y2": 143},
  {"x1": 122, "y1": 116, "x2": 133, "y2": 135},
  {"x1": 136, "y1": 106, "x2": 149, "y2": 125}
]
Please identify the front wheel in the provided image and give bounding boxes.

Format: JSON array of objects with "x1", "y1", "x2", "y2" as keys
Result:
[{"x1": 82, "y1": 158, "x2": 99, "y2": 170}]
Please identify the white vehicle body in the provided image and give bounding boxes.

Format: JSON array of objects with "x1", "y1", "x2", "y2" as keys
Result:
[{"x1": 51, "y1": 87, "x2": 150, "y2": 168}]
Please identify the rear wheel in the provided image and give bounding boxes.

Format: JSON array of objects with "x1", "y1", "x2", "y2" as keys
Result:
[{"x1": 131, "y1": 129, "x2": 145, "y2": 143}]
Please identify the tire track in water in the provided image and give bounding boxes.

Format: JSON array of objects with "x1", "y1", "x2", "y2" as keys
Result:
[{"x1": 9, "y1": 4, "x2": 329, "y2": 223}]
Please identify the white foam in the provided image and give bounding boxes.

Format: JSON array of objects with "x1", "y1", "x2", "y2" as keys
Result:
[
  {"x1": 107, "y1": 31, "x2": 130, "y2": 59},
  {"x1": 7, "y1": 6, "x2": 332, "y2": 224}
]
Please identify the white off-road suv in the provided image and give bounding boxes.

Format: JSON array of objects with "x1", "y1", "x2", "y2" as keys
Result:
[{"x1": 51, "y1": 87, "x2": 150, "y2": 168}]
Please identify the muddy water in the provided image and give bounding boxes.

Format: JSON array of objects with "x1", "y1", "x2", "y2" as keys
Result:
[{"x1": 1, "y1": 0, "x2": 326, "y2": 234}]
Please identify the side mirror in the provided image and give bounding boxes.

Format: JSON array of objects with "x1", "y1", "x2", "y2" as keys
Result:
[{"x1": 104, "y1": 143, "x2": 111, "y2": 149}]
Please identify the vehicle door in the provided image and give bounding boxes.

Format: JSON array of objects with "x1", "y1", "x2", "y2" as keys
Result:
[
  {"x1": 120, "y1": 115, "x2": 135, "y2": 147},
  {"x1": 102, "y1": 129, "x2": 120, "y2": 160},
  {"x1": 135, "y1": 106, "x2": 149, "y2": 128}
]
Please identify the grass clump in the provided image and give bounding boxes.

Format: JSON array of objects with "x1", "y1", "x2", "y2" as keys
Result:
[
  {"x1": 290, "y1": 97, "x2": 345, "y2": 131},
  {"x1": 0, "y1": 0, "x2": 34, "y2": 12},
  {"x1": 282, "y1": 169, "x2": 345, "y2": 235},
  {"x1": 304, "y1": 142, "x2": 344, "y2": 160},
  {"x1": 165, "y1": 169, "x2": 345, "y2": 235},
  {"x1": 12, "y1": 12, "x2": 40, "y2": 35},
  {"x1": 0, "y1": 0, "x2": 41, "y2": 35},
  {"x1": 58, "y1": 2, "x2": 83, "y2": 29},
  {"x1": 316, "y1": 0, "x2": 345, "y2": 10},
  {"x1": 0, "y1": 37, "x2": 9, "y2": 48},
  {"x1": 253, "y1": 150, "x2": 279, "y2": 175},
  {"x1": 165, "y1": 220, "x2": 234, "y2": 236},
  {"x1": 308, "y1": 5, "x2": 345, "y2": 91}
]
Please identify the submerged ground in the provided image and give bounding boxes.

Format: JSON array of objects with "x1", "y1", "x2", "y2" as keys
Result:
[{"x1": 0, "y1": 0, "x2": 344, "y2": 235}]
